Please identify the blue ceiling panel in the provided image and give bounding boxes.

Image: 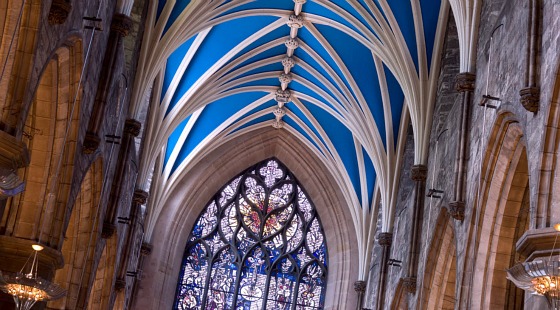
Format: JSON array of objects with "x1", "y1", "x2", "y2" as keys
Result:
[
  {"x1": 225, "y1": 63, "x2": 284, "y2": 87},
  {"x1": 284, "y1": 102, "x2": 327, "y2": 150},
  {"x1": 385, "y1": 0, "x2": 418, "y2": 70},
  {"x1": 169, "y1": 91, "x2": 269, "y2": 174},
  {"x1": 422, "y1": 0, "x2": 443, "y2": 69},
  {"x1": 299, "y1": 98, "x2": 362, "y2": 204},
  {"x1": 283, "y1": 115, "x2": 325, "y2": 157},
  {"x1": 166, "y1": 16, "x2": 280, "y2": 114},
  {"x1": 162, "y1": 0, "x2": 192, "y2": 35},
  {"x1": 164, "y1": 115, "x2": 191, "y2": 170},
  {"x1": 384, "y1": 64, "x2": 405, "y2": 147},
  {"x1": 362, "y1": 147, "x2": 377, "y2": 210},
  {"x1": 302, "y1": 1, "x2": 362, "y2": 36},
  {"x1": 162, "y1": 35, "x2": 196, "y2": 102},
  {"x1": 227, "y1": 113, "x2": 275, "y2": 136}
]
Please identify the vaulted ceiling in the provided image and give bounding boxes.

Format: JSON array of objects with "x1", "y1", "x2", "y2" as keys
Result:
[{"x1": 132, "y1": 0, "x2": 448, "y2": 279}]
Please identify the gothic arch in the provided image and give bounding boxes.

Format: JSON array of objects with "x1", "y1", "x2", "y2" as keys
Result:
[
  {"x1": 48, "y1": 158, "x2": 103, "y2": 310},
  {"x1": 134, "y1": 128, "x2": 359, "y2": 310},
  {"x1": 0, "y1": 0, "x2": 42, "y2": 128},
  {"x1": 87, "y1": 235, "x2": 118, "y2": 310},
  {"x1": 420, "y1": 210, "x2": 457, "y2": 310},
  {"x1": 468, "y1": 112, "x2": 530, "y2": 309},
  {"x1": 3, "y1": 39, "x2": 83, "y2": 248}
]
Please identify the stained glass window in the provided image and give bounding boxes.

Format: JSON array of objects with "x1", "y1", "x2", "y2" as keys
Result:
[{"x1": 174, "y1": 158, "x2": 328, "y2": 310}]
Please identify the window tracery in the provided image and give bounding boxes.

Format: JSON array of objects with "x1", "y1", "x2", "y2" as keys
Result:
[{"x1": 174, "y1": 158, "x2": 328, "y2": 309}]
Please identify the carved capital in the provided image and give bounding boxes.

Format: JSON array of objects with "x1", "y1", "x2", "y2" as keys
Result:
[
  {"x1": 287, "y1": 14, "x2": 305, "y2": 29},
  {"x1": 83, "y1": 132, "x2": 101, "y2": 154},
  {"x1": 0, "y1": 170, "x2": 25, "y2": 199},
  {"x1": 133, "y1": 189, "x2": 149, "y2": 205},
  {"x1": 111, "y1": 13, "x2": 133, "y2": 37},
  {"x1": 377, "y1": 232, "x2": 393, "y2": 246},
  {"x1": 455, "y1": 72, "x2": 476, "y2": 93},
  {"x1": 520, "y1": 87, "x2": 539, "y2": 113},
  {"x1": 48, "y1": 0, "x2": 72, "y2": 25},
  {"x1": 102, "y1": 221, "x2": 117, "y2": 239},
  {"x1": 114, "y1": 278, "x2": 126, "y2": 291},
  {"x1": 448, "y1": 201, "x2": 465, "y2": 221},
  {"x1": 141, "y1": 242, "x2": 153, "y2": 256},
  {"x1": 401, "y1": 277, "x2": 417, "y2": 294},
  {"x1": 124, "y1": 119, "x2": 142, "y2": 137},
  {"x1": 410, "y1": 164, "x2": 428, "y2": 181},
  {"x1": 354, "y1": 280, "x2": 367, "y2": 293}
]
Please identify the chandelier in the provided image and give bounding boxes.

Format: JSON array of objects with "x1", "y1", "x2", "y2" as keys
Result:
[
  {"x1": 0, "y1": 245, "x2": 66, "y2": 310},
  {"x1": 507, "y1": 224, "x2": 560, "y2": 308}
]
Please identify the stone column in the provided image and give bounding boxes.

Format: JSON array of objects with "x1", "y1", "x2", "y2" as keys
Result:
[
  {"x1": 519, "y1": 0, "x2": 541, "y2": 113},
  {"x1": 402, "y1": 164, "x2": 428, "y2": 294},
  {"x1": 376, "y1": 232, "x2": 392, "y2": 310},
  {"x1": 354, "y1": 280, "x2": 367, "y2": 310},
  {"x1": 449, "y1": 72, "x2": 476, "y2": 221},
  {"x1": 129, "y1": 242, "x2": 152, "y2": 306},
  {"x1": 114, "y1": 189, "x2": 148, "y2": 291},
  {"x1": 83, "y1": 13, "x2": 133, "y2": 154},
  {"x1": 102, "y1": 119, "x2": 141, "y2": 238}
]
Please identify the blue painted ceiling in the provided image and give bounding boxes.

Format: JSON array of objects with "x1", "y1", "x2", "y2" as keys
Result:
[{"x1": 155, "y1": 0, "x2": 442, "y2": 209}]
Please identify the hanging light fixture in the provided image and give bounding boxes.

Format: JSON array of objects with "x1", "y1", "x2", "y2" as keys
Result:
[
  {"x1": 507, "y1": 224, "x2": 560, "y2": 308},
  {"x1": 0, "y1": 245, "x2": 66, "y2": 310}
]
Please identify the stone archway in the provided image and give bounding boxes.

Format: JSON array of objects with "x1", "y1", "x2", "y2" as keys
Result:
[
  {"x1": 47, "y1": 158, "x2": 103, "y2": 310},
  {"x1": 468, "y1": 112, "x2": 530, "y2": 309},
  {"x1": 133, "y1": 128, "x2": 360, "y2": 310}
]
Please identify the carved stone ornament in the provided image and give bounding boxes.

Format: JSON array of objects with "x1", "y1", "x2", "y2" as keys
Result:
[
  {"x1": 101, "y1": 221, "x2": 117, "y2": 239},
  {"x1": 378, "y1": 232, "x2": 393, "y2": 246},
  {"x1": 124, "y1": 119, "x2": 142, "y2": 137},
  {"x1": 279, "y1": 73, "x2": 293, "y2": 84},
  {"x1": 519, "y1": 86, "x2": 540, "y2": 113},
  {"x1": 111, "y1": 13, "x2": 134, "y2": 37},
  {"x1": 273, "y1": 107, "x2": 286, "y2": 120},
  {"x1": 275, "y1": 89, "x2": 292, "y2": 104},
  {"x1": 48, "y1": 0, "x2": 72, "y2": 25},
  {"x1": 354, "y1": 280, "x2": 367, "y2": 293},
  {"x1": 133, "y1": 189, "x2": 149, "y2": 205},
  {"x1": 448, "y1": 201, "x2": 465, "y2": 221},
  {"x1": 282, "y1": 57, "x2": 296, "y2": 70},
  {"x1": 272, "y1": 119, "x2": 284, "y2": 129},
  {"x1": 287, "y1": 14, "x2": 305, "y2": 29},
  {"x1": 402, "y1": 276, "x2": 417, "y2": 294},
  {"x1": 83, "y1": 132, "x2": 101, "y2": 154},
  {"x1": 140, "y1": 242, "x2": 153, "y2": 256},
  {"x1": 455, "y1": 72, "x2": 476, "y2": 93},
  {"x1": 410, "y1": 164, "x2": 428, "y2": 182},
  {"x1": 0, "y1": 169, "x2": 25, "y2": 199},
  {"x1": 114, "y1": 278, "x2": 126, "y2": 291},
  {"x1": 293, "y1": 0, "x2": 307, "y2": 4},
  {"x1": 284, "y1": 37, "x2": 299, "y2": 50}
]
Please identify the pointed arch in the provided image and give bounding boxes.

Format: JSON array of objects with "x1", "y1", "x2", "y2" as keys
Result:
[
  {"x1": 420, "y1": 210, "x2": 457, "y2": 310},
  {"x1": 3, "y1": 38, "x2": 83, "y2": 247},
  {"x1": 467, "y1": 112, "x2": 530, "y2": 309},
  {"x1": 47, "y1": 158, "x2": 103, "y2": 310},
  {"x1": 133, "y1": 128, "x2": 359, "y2": 309}
]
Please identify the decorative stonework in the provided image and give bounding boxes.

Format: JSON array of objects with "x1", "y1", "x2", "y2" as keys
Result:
[
  {"x1": 279, "y1": 73, "x2": 293, "y2": 84},
  {"x1": 48, "y1": 0, "x2": 72, "y2": 25},
  {"x1": 114, "y1": 278, "x2": 126, "y2": 291},
  {"x1": 287, "y1": 14, "x2": 305, "y2": 29},
  {"x1": 133, "y1": 189, "x2": 149, "y2": 205},
  {"x1": 282, "y1": 57, "x2": 296, "y2": 71},
  {"x1": 410, "y1": 164, "x2": 428, "y2": 181},
  {"x1": 0, "y1": 169, "x2": 25, "y2": 198},
  {"x1": 272, "y1": 120, "x2": 284, "y2": 129},
  {"x1": 519, "y1": 86, "x2": 539, "y2": 113},
  {"x1": 0, "y1": 130, "x2": 29, "y2": 169},
  {"x1": 140, "y1": 242, "x2": 153, "y2": 256},
  {"x1": 293, "y1": 0, "x2": 307, "y2": 4},
  {"x1": 402, "y1": 276, "x2": 417, "y2": 294},
  {"x1": 83, "y1": 132, "x2": 101, "y2": 154},
  {"x1": 273, "y1": 107, "x2": 286, "y2": 119},
  {"x1": 275, "y1": 89, "x2": 291, "y2": 105},
  {"x1": 102, "y1": 221, "x2": 117, "y2": 239},
  {"x1": 111, "y1": 13, "x2": 134, "y2": 37},
  {"x1": 455, "y1": 72, "x2": 476, "y2": 93},
  {"x1": 448, "y1": 201, "x2": 465, "y2": 221},
  {"x1": 378, "y1": 232, "x2": 393, "y2": 246},
  {"x1": 284, "y1": 38, "x2": 299, "y2": 50},
  {"x1": 354, "y1": 280, "x2": 367, "y2": 293},
  {"x1": 124, "y1": 119, "x2": 142, "y2": 137}
]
